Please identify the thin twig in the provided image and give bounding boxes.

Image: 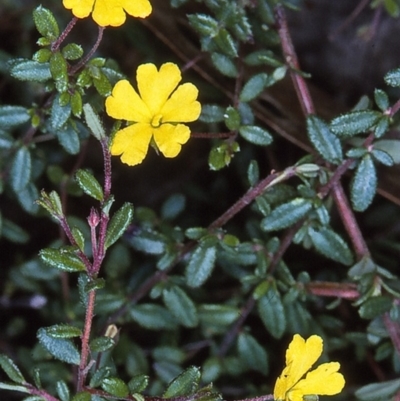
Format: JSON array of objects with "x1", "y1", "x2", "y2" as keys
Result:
[{"x1": 332, "y1": 182, "x2": 370, "y2": 259}]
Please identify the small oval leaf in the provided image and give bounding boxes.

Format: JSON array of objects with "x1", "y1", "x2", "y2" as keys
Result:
[
  {"x1": 105, "y1": 202, "x2": 134, "y2": 249},
  {"x1": 330, "y1": 111, "x2": 381, "y2": 137},
  {"x1": 75, "y1": 169, "x2": 104, "y2": 201},
  {"x1": 163, "y1": 286, "x2": 199, "y2": 328},
  {"x1": 186, "y1": 242, "x2": 217, "y2": 288},
  {"x1": 37, "y1": 328, "x2": 80, "y2": 365},
  {"x1": 0, "y1": 354, "x2": 25, "y2": 384},
  {"x1": 307, "y1": 115, "x2": 343, "y2": 164},
  {"x1": 163, "y1": 366, "x2": 201, "y2": 398},
  {"x1": 261, "y1": 198, "x2": 313, "y2": 232},
  {"x1": 39, "y1": 248, "x2": 86, "y2": 272},
  {"x1": 350, "y1": 154, "x2": 377, "y2": 212}
]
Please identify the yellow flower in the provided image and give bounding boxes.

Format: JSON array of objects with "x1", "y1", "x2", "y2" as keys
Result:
[
  {"x1": 105, "y1": 62, "x2": 201, "y2": 166},
  {"x1": 63, "y1": 0, "x2": 152, "y2": 27},
  {"x1": 274, "y1": 334, "x2": 345, "y2": 401}
]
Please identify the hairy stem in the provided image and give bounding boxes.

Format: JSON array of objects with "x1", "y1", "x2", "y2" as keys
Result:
[
  {"x1": 70, "y1": 26, "x2": 105, "y2": 75},
  {"x1": 77, "y1": 289, "x2": 96, "y2": 392}
]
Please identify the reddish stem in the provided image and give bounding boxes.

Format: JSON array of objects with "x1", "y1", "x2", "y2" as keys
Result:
[
  {"x1": 77, "y1": 289, "x2": 96, "y2": 392},
  {"x1": 275, "y1": 5, "x2": 315, "y2": 115},
  {"x1": 208, "y1": 168, "x2": 296, "y2": 230},
  {"x1": 332, "y1": 182, "x2": 370, "y2": 259},
  {"x1": 51, "y1": 17, "x2": 78, "y2": 52},
  {"x1": 70, "y1": 26, "x2": 105, "y2": 75}
]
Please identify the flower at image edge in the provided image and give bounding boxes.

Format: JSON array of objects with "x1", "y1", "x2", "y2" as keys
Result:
[
  {"x1": 63, "y1": 0, "x2": 152, "y2": 27},
  {"x1": 105, "y1": 62, "x2": 201, "y2": 166},
  {"x1": 274, "y1": 334, "x2": 345, "y2": 401}
]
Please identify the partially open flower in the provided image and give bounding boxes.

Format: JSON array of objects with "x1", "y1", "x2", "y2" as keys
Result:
[
  {"x1": 63, "y1": 0, "x2": 152, "y2": 27},
  {"x1": 105, "y1": 62, "x2": 201, "y2": 166},
  {"x1": 274, "y1": 334, "x2": 345, "y2": 401}
]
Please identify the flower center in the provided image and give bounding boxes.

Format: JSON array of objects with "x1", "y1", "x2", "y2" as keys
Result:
[{"x1": 151, "y1": 114, "x2": 163, "y2": 128}]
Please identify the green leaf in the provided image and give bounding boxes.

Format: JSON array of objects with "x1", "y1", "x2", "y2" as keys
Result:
[
  {"x1": 62, "y1": 43, "x2": 83, "y2": 60},
  {"x1": 130, "y1": 304, "x2": 178, "y2": 330},
  {"x1": 10, "y1": 147, "x2": 31, "y2": 191},
  {"x1": 0, "y1": 354, "x2": 25, "y2": 384},
  {"x1": 239, "y1": 125, "x2": 272, "y2": 146},
  {"x1": 237, "y1": 333, "x2": 268, "y2": 374},
  {"x1": 89, "y1": 366, "x2": 112, "y2": 388},
  {"x1": 0, "y1": 106, "x2": 30, "y2": 129},
  {"x1": 105, "y1": 202, "x2": 134, "y2": 249},
  {"x1": 0, "y1": 382, "x2": 29, "y2": 393},
  {"x1": 330, "y1": 111, "x2": 381, "y2": 137},
  {"x1": 127, "y1": 228, "x2": 166, "y2": 254},
  {"x1": 56, "y1": 380, "x2": 70, "y2": 401},
  {"x1": 45, "y1": 324, "x2": 82, "y2": 339},
  {"x1": 186, "y1": 242, "x2": 217, "y2": 288},
  {"x1": 71, "y1": 91, "x2": 83, "y2": 117},
  {"x1": 188, "y1": 14, "x2": 219, "y2": 36},
  {"x1": 163, "y1": 366, "x2": 201, "y2": 398},
  {"x1": 309, "y1": 227, "x2": 354, "y2": 265},
  {"x1": 90, "y1": 336, "x2": 115, "y2": 352},
  {"x1": 39, "y1": 248, "x2": 86, "y2": 272},
  {"x1": 49, "y1": 52, "x2": 68, "y2": 92},
  {"x1": 37, "y1": 328, "x2": 80, "y2": 365},
  {"x1": 384, "y1": 67, "x2": 400, "y2": 87},
  {"x1": 374, "y1": 89, "x2": 389, "y2": 111},
  {"x1": 161, "y1": 194, "x2": 186, "y2": 220},
  {"x1": 92, "y1": 71, "x2": 112, "y2": 96},
  {"x1": 224, "y1": 106, "x2": 241, "y2": 130},
  {"x1": 101, "y1": 377, "x2": 129, "y2": 398},
  {"x1": 33, "y1": 6, "x2": 59, "y2": 40},
  {"x1": 2, "y1": 218, "x2": 29, "y2": 243},
  {"x1": 50, "y1": 94, "x2": 71, "y2": 130},
  {"x1": 56, "y1": 123, "x2": 80, "y2": 154},
  {"x1": 211, "y1": 53, "x2": 238, "y2": 77},
  {"x1": 306, "y1": 115, "x2": 342, "y2": 164},
  {"x1": 247, "y1": 160, "x2": 259, "y2": 186},
  {"x1": 33, "y1": 48, "x2": 52, "y2": 63},
  {"x1": 163, "y1": 286, "x2": 199, "y2": 328},
  {"x1": 240, "y1": 73, "x2": 269, "y2": 102},
  {"x1": 374, "y1": 116, "x2": 389, "y2": 138},
  {"x1": 9, "y1": 59, "x2": 52, "y2": 82},
  {"x1": 214, "y1": 28, "x2": 238, "y2": 58},
  {"x1": 71, "y1": 227, "x2": 85, "y2": 252},
  {"x1": 355, "y1": 379, "x2": 400, "y2": 401},
  {"x1": 16, "y1": 182, "x2": 40, "y2": 214},
  {"x1": 199, "y1": 104, "x2": 225, "y2": 123},
  {"x1": 83, "y1": 103, "x2": 105, "y2": 140},
  {"x1": 373, "y1": 139, "x2": 400, "y2": 163},
  {"x1": 257, "y1": 287, "x2": 286, "y2": 339},
  {"x1": 261, "y1": 198, "x2": 313, "y2": 232},
  {"x1": 350, "y1": 154, "x2": 377, "y2": 211},
  {"x1": 75, "y1": 169, "x2": 104, "y2": 201},
  {"x1": 128, "y1": 375, "x2": 149, "y2": 393},
  {"x1": 198, "y1": 304, "x2": 239, "y2": 327},
  {"x1": 71, "y1": 392, "x2": 91, "y2": 401},
  {"x1": 208, "y1": 142, "x2": 240, "y2": 170},
  {"x1": 359, "y1": 296, "x2": 393, "y2": 319},
  {"x1": 371, "y1": 149, "x2": 393, "y2": 166}
]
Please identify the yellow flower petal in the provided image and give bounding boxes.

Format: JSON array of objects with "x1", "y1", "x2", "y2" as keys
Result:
[
  {"x1": 110, "y1": 123, "x2": 152, "y2": 166},
  {"x1": 137, "y1": 63, "x2": 181, "y2": 115},
  {"x1": 161, "y1": 83, "x2": 201, "y2": 123},
  {"x1": 106, "y1": 80, "x2": 151, "y2": 122},
  {"x1": 63, "y1": 0, "x2": 94, "y2": 18},
  {"x1": 293, "y1": 362, "x2": 345, "y2": 396},
  {"x1": 274, "y1": 335, "x2": 323, "y2": 401},
  {"x1": 122, "y1": 0, "x2": 152, "y2": 18},
  {"x1": 153, "y1": 123, "x2": 190, "y2": 158}
]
